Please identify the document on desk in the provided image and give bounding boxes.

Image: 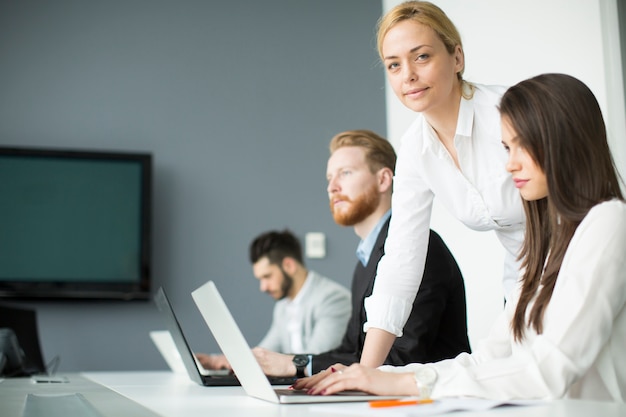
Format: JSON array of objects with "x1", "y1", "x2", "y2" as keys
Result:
[{"x1": 310, "y1": 397, "x2": 544, "y2": 416}]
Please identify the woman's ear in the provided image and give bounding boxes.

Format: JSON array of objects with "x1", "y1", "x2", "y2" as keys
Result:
[{"x1": 454, "y1": 45, "x2": 465, "y2": 75}]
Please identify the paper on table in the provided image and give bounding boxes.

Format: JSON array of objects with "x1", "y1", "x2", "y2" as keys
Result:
[{"x1": 310, "y1": 397, "x2": 545, "y2": 416}]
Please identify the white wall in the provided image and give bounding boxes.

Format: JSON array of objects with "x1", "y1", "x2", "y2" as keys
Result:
[{"x1": 381, "y1": 0, "x2": 625, "y2": 346}]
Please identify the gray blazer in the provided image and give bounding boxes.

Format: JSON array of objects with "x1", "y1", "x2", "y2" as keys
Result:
[{"x1": 257, "y1": 270, "x2": 351, "y2": 354}]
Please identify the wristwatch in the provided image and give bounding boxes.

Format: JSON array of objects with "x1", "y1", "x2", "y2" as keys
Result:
[
  {"x1": 292, "y1": 354, "x2": 309, "y2": 378},
  {"x1": 414, "y1": 366, "x2": 437, "y2": 399}
]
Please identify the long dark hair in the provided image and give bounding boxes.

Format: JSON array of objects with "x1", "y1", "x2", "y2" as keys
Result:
[{"x1": 499, "y1": 73, "x2": 624, "y2": 341}]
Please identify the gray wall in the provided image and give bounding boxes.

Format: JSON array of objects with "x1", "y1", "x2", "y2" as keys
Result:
[{"x1": 0, "y1": 0, "x2": 386, "y2": 371}]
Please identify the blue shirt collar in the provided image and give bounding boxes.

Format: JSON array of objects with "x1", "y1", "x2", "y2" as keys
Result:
[{"x1": 356, "y1": 210, "x2": 391, "y2": 267}]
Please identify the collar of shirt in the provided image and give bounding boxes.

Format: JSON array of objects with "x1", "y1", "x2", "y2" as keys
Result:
[
  {"x1": 420, "y1": 92, "x2": 474, "y2": 155},
  {"x1": 285, "y1": 272, "x2": 315, "y2": 354},
  {"x1": 356, "y1": 209, "x2": 391, "y2": 267},
  {"x1": 288, "y1": 270, "x2": 315, "y2": 306}
]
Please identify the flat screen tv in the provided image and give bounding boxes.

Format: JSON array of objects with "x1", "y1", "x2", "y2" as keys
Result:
[{"x1": 0, "y1": 146, "x2": 151, "y2": 300}]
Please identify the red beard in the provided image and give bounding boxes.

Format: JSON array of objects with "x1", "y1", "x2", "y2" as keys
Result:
[{"x1": 329, "y1": 183, "x2": 380, "y2": 226}]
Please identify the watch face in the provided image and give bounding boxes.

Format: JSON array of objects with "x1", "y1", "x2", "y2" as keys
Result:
[{"x1": 293, "y1": 355, "x2": 309, "y2": 367}]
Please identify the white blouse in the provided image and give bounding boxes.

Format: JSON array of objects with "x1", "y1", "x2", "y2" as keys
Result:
[
  {"x1": 365, "y1": 83, "x2": 525, "y2": 336},
  {"x1": 382, "y1": 200, "x2": 626, "y2": 401}
]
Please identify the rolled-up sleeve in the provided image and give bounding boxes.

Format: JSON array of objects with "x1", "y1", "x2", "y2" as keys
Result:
[{"x1": 363, "y1": 131, "x2": 434, "y2": 336}]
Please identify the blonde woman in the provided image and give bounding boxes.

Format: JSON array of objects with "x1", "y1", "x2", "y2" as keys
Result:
[{"x1": 360, "y1": 1, "x2": 525, "y2": 367}]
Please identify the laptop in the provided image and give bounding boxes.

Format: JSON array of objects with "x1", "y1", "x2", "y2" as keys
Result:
[
  {"x1": 153, "y1": 287, "x2": 295, "y2": 387},
  {"x1": 191, "y1": 280, "x2": 405, "y2": 404},
  {"x1": 150, "y1": 330, "x2": 197, "y2": 374}
]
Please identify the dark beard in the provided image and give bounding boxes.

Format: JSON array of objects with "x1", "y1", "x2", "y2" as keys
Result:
[
  {"x1": 277, "y1": 267, "x2": 294, "y2": 300},
  {"x1": 329, "y1": 182, "x2": 380, "y2": 226}
]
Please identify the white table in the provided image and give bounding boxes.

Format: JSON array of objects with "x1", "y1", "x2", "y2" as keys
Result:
[
  {"x1": 2, "y1": 371, "x2": 624, "y2": 417},
  {"x1": 83, "y1": 371, "x2": 626, "y2": 417}
]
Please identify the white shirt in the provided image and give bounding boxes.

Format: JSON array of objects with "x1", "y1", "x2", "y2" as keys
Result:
[
  {"x1": 364, "y1": 83, "x2": 525, "y2": 337},
  {"x1": 382, "y1": 200, "x2": 626, "y2": 401},
  {"x1": 284, "y1": 274, "x2": 314, "y2": 353}
]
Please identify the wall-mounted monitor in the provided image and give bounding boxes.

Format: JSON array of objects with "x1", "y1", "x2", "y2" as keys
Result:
[{"x1": 0, "y1": 146, "x2": 152, "y2": 300}]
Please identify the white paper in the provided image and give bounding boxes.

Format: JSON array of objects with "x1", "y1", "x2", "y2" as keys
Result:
[{"x1": 310, "y1": 397, "x2": 545, "y2": 416}]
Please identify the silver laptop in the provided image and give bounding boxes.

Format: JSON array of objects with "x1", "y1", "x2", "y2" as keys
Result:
[
  {"x1": 191, "y1": 280, "x2": 405, "y2": 404},
  {"x1": 154, "y1": 287, "x2": 295, "y2": 387},
  {"x1": 150, "y1": 330, "x2": 214, "y2": 375}
]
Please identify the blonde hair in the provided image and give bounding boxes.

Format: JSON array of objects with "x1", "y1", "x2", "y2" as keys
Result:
[
  {"x1": 376, "y1": 1, "x2": 474, "y2": 98},
  {"x1": 329, "y1": 130, "x2": 396, "y2": 173}
]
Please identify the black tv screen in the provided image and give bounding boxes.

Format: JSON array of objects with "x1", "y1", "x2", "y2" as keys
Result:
[{"x1": 0, "y1": 146, "x2": 151, "y2": 300}]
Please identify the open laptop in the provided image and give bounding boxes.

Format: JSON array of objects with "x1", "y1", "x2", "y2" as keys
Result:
[
  {"x1": 154, "y1": 287, "x2": 295, "y2": 387},
  {"x1": 191, "y1": 280, "x2": 405, "y2": 404},
  {"x1": 150, "y1": 329, "x2": 198, "y2": 374}
]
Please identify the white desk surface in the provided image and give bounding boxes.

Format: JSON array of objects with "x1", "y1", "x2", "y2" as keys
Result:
[{"x1": 80, "y1": 370, "x2": 626, "y2": 417}]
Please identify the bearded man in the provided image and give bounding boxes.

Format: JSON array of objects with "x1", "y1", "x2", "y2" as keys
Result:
[
  {"x1": 251, "y1": 130, "x2": 471, "y2": 378},
  {"x1": 196, "y1": 229, "x2": 350, "y2": 371}
]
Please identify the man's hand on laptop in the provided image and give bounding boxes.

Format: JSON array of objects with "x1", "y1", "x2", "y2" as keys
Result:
[
  {"x1": 252, "y1": 347, "x2": 296, "y2": 376},
  {"x1": 196, "y1": 353, "x2": 232, "y2": 371}
]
